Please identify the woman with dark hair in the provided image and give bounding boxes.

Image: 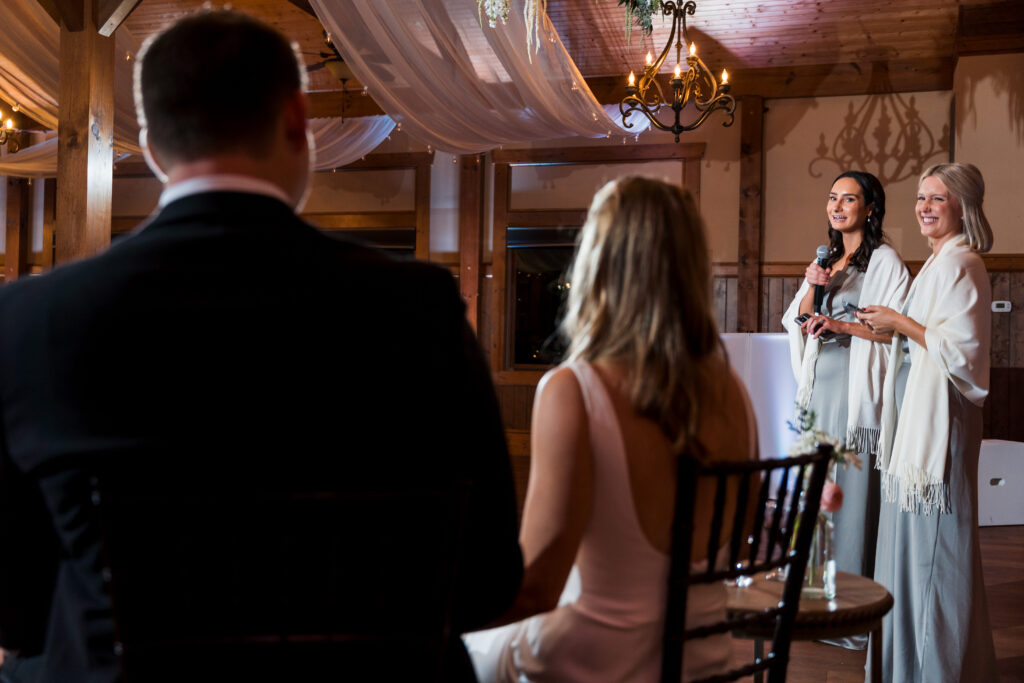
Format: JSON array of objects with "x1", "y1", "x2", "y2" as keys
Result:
[
  {"x1": 781, "y1": 171, "x2": 910, "y2": 648},
  {"x1": 465, "y1": 176, "x2": 758, "y2": 681},
  {"x1": 859, "y1": 162, "x2": 997, "y2": 681}
]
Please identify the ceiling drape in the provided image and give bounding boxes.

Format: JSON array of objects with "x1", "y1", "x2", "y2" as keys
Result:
[
  {"x1": 1, "y1": 0, "x2": 142, "y2": 155},
  {"x1": 0, "y1": 0, "x2": 395, "y2": 178},
  {"x1": 310, "y1": 116, "x2": 396, "y2": 171},
  {"x1": 312, "y1": 0, "x2": 647, "y2": 155},
  {"x1": 1, "y1": 0, "x2": 640, "y2": 177}
]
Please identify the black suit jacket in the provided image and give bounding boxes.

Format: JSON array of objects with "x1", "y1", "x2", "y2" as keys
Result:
[{"x1": 0, "y1": 192, "x2": 522, "y2": 681}]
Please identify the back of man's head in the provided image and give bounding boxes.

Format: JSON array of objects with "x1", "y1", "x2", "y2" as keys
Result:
[{"x1": 135, "y1": 10, "x2": 304, "y2": 167}]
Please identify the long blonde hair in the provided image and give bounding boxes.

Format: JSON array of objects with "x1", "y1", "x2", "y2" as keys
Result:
[
  {"x1": 920, "y1": 162, "x2": 993, "y2": 253},
  {"x1": 562, "y1": 176, "x2": 722, "y2": 456}
]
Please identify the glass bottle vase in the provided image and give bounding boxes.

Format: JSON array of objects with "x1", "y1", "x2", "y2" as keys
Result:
[{"x1": 800, "y1": 512, "x2": 836, "y2": 600}]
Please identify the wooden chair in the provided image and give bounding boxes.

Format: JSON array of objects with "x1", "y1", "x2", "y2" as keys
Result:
[
  {"x1": 90, "y1": 468, "x2": 472, "y2": 682},
  {"x1": 660, "y1": 444, "x2": 833, "y2": 683}
]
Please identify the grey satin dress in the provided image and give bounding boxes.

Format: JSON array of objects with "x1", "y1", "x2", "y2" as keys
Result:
[
  {"x1": 807, "y1": 269, "x2": 880, "y2": 598},
  {"x1": 868, "y1": 353, "x2": 998, "y2": 682}
]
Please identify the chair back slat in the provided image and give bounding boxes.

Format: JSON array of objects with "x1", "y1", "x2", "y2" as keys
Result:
[
  {"x1": 660, "y1": 444, "x2": 833, "y2": 683},
  {"x1": 705, "y1": 473, "x2": 728, "y2": 577},
  {"x1": 726, "y1": 472, "x2": 753, "y2": 571},
  {"x1": 747, "y1": 472, "x2": 769, "y2": 564}
]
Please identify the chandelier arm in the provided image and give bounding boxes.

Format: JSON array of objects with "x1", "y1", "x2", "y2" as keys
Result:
[
  {"x1": 643, "y1": 5, "x2": 681, "y2": 87},
  {"x1": 691, "y1": 93, "x2": 736, "y2": 116}
]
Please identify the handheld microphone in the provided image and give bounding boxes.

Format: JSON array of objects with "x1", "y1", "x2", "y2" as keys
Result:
[{"x1": 812, "y1": 245, "x2": 829, "y2": 314}]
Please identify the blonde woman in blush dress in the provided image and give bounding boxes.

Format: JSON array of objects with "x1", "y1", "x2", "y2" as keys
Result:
[
  {"x1": 464, "y1": 177, "x2": 759, "y2": 682},
  {"x1": 859, "y1": 162, "x2": 998, "y2": 682}
]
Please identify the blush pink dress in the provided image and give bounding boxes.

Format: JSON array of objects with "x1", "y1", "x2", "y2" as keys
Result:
[{"x1": 465, "y1": 361, "x2": 735, "y2": 682}]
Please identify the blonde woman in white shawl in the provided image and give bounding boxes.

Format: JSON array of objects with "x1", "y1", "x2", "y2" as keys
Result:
[
  {"x1": 858, "y1": 162, "x2": 997, "y2": 682},
  {"x1": 781, "y1": 171, "x2": 910, "y2": 650}
]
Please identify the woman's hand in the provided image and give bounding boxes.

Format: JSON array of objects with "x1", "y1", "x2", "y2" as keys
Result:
[
  {"x1": 805, "y1": 314, "x2": 844, "y2": 339},
  {"x1": 857, "y1": 305, "x2": 900, "y2": 334},
  {"x1": 805, "y1": 260, "x2": 831, "y2": 287}
]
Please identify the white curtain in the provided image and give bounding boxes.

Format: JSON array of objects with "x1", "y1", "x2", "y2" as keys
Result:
[
  {"x1": 0, "y1": 137, "x2": 58, "y2": 177},
  {"x1": 312, "y1": 0, "x2": 647, "y2": 155},
  {"x1": 1, "y1": 0, "x2": 142, "y2": 156},
  {"x1": 310, "y1": 116, "x2": 396, "y2": 170},
  {"x1": 0, "y1": 0, "x2": 394, "y2": 178}
]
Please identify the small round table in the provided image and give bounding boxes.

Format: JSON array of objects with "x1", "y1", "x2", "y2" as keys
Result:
[{"x1": 725, "y1": 570, "x2": 893, "y2": 683}]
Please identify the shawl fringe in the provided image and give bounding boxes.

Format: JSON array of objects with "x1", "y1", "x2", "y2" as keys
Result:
[
  {"x1": 847, "y1": 425, "x2": 880, "y2": 455},
  {"x1": 880, "y1": 465, "x2": 951, "y2": 515}
]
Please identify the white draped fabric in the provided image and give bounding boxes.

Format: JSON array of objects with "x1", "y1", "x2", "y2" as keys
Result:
[
  {"x1": 1, "y1": 0, "x2": 142, "y2": 155},
  {"x1": 0, "y1": 0, "x2": 396, "y2": 178},
  {"x1": 309, "y1": 116, "x2": 396, "y2": 171},
  {"x1": 0, "y1": 137, "x2": 58, "y2": 177},
  {"x1": 1, "y1": 0, "x2": 640, "y2": 178},
  {"x1": 312, "y1": 0, "x2": 648, "y2": 155}
]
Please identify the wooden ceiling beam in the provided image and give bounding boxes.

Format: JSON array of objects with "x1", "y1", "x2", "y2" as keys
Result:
[
  {"x1": 36, "y1": 0, "x2": 83, "y2": 30},
  {"x1": 585, "y1": 57, "x2": 954, "y2": 102},
  {"x1": 33, "y1": 0, "x2": 63, "y2": 27},
  {"x1": 285, "y1": 0, "x2": 317, "y2": 18},
  {"x1": 34, "y1": 0, "x2": 140, "y2": 34},
  {"x1": 306, "y1": 90, "x2": 385, "y2": 119},
  {"x1": 957, "y1": 1, "x2": 1024, "y2": 56}
]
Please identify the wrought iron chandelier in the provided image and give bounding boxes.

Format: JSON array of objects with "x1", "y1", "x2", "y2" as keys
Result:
[{"x1": 620, "y1": 1, "x2": 735, "y2": 141}]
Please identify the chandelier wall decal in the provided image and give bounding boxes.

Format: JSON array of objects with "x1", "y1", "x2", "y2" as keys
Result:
[
  {"x1": 808, "y1": 94, "x2": 949, "y2": 185},
  {"x1": 620, "y1": 1, "x2": 735, "y2": 141}
]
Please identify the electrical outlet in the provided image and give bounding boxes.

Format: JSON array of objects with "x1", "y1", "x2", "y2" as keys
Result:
[{"x1": 992, "y1": 301, "x2": 1012, "y2": 313}]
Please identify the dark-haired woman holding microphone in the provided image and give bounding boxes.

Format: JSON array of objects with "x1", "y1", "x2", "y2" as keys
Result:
[{"x1": 782, "y1": 171, "x2": 909, "y2": 649}]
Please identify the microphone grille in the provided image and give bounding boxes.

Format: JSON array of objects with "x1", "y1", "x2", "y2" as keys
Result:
[{"x1": 816, "y1": 245, "x2": 830, "y2": 260}]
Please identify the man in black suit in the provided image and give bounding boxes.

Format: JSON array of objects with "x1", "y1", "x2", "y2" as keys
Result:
[{"x1": 0, "y1": 11, "x2": 521, "y2": 682}]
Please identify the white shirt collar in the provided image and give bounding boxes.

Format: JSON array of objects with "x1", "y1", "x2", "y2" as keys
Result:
[{"x1": 158, "y1": 174, "x2": 292, "y2": 209}]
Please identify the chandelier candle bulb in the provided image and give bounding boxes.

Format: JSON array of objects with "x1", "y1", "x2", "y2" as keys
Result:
[
  {"x1": 689, "y1": 42, "x2": 696, "y2": 56},
  {"x1": 628, "y1": 71, "x2": 635, "y2": 87},
  {"x1": 645, "y1": 51, "x2": 653, "y2": 66},
  {"x1": 721, "y1": 69, "x2": 728, "y2": 84},
  {"x1": 673, "y1": 63, "x2": 681, "y2": 79}
]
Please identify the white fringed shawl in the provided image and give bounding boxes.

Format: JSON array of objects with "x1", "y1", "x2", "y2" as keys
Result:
[
  {"x1": 782, "y1": 244, "x2": 910, "y2": 453},
  {"x1": 877, "y1": 235, "x2": 991, "y2": 515}
]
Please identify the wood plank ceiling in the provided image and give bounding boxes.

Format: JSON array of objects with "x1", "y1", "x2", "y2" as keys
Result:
[{"x1": 116, "y1": 0, "x2": 1024, "y2": 120}]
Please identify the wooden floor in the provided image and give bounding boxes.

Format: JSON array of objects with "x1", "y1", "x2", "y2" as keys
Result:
[{"x1": 731, "y1": 525, "x2": 1024, "y2": 681}]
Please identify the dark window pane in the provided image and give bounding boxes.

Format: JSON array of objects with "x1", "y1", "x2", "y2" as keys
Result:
[{"x1": 510, "y1": 242, "x2": 575, "y2": 366}]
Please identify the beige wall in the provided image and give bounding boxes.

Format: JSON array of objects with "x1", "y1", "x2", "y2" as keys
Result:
[
  {"x1": 954, "y1": 53, "x2": 1024, "y2": 254},
  {"x1": 505, "y1": 110, "x2": 741, "y2": 263},
  {"x1": 764, "y1": 91, "x2": 952, "y2": 264}
]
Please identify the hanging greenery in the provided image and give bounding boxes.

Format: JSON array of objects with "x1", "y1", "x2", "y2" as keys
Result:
[
  {"x1": 477, "y1": 0, "x2": 511, "y2": 28},
  {"x1": 477, "y1": 0, "x2": 549, "y2": 57},
  {"x1": 618, "y1": 0, "x2": 662, "y2": 40}
]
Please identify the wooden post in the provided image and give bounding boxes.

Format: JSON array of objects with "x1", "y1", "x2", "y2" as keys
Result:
[
  {"x1": 42, "y1": 179, "x2": 56, "y2": 269},
  {"x1": 737, "y1": 96, "x2": 765, "y2": 333},
  {"x1": 458, "y1": 154, "x2": 484, "y2": 332},
  {"x1": 4, "y1": 178, "x2": 31, "y2": 282},
  {"x1": 414, "y1": 158, "x2": 431, "y2": 262},
  {"x1": 55, "y1": 0, "x2": 115, "y2": 265}
]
